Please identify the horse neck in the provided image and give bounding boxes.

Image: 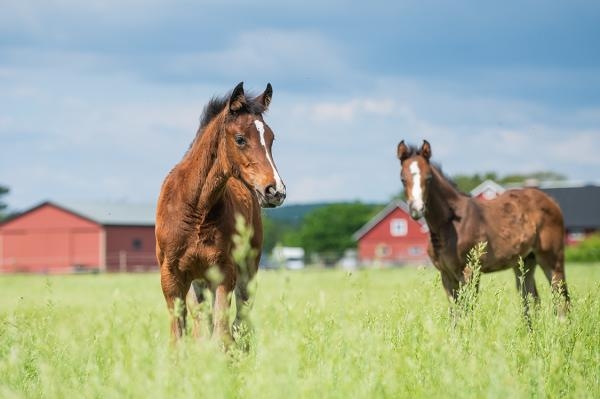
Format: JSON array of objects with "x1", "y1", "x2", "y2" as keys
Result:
[
  {"x1": 425, "y1": 166, "x2": 464, "y2": 232},
  {"x1": 181, "y1": 115, "x2": 230, "y2": 213}
]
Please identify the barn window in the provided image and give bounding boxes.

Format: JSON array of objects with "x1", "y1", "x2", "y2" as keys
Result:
[
  {"x1": 132, "y1": 238, "x2": 143, "y2": 250},
  {"x1": 390, "y1": 218, "x2": 408, "y2": 237},
  {"x1": 408, "y1": 246, "x2": 424, "y2": 256},
  {"x1": 375, "y1": 243, "x2": 390, "y2": 257},
  {"x1": 482, "y1": 189, "x2": 497, "y2": 200}
]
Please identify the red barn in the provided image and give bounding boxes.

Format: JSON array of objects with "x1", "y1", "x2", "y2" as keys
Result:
[
  {"x1": 353, "y1": 201, "x2": 430, "y2": 266},
  {"x1": 354, "y1": 181, "x2": 600, "y2": 267},
  {"x1": 0, "y1": 201, "x2": 157, "y2": 273}
]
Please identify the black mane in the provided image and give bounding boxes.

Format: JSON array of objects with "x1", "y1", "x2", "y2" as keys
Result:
[
  {"x1": 403, "y1": 142, "x2": 470, "y2": 197},
  {"x1": 404, "y1": 144, "x2": 428, "y2": 158},
  {"x1": 431, "y1": 162, "x2": 471, "y2": 197},
  {"x1": 199, "y1": 90, "x2": 266, "y2": 130}
]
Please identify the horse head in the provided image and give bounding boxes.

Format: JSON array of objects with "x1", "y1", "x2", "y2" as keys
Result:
[
  {"x1": 221, "y1": 82, "x2": 286, "y2": 208},
  {"x1": 397, "y1": 139, "x2": 432, "y2": 219}
]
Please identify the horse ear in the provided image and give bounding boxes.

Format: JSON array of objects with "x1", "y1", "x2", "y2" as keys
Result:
[
  {"x1": 420, "y1": 139, "x2": 432, "y2": 161},
  {"x1": 258, "y1": 83, "x2": 273, "y2": 110},
  {"x1": 229, "y1": 82, "x2": 246, "y2": 112},
  {"x1": 397, "y1": 140, "x2": 411, "y2": 162}
]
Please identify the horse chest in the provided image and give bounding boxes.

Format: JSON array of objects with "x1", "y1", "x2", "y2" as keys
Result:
[
  {"x1": 437, "y1": 248, "x2": 463, "y2": 272},
  {"x1": 195, "y1": 221, "x2": 232, "y2": 252},
  {"x1": 431, "y1": 220, "x2": 484, "y2": 272},
  {"x1": 430, "y1": 231, "x2": 459, "y2": 271}
]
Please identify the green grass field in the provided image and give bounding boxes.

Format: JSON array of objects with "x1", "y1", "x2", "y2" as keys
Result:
[{"x1": 1, "y1": 264, "x2": 599, "y2": 398}]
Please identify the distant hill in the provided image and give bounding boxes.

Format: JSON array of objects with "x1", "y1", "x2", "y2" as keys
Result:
[
  {"x1": 262, "y1": 202, "x2": 386, "y2": 226},
  {"x1": 262, "y1": 203, "x2": 330, "y2": 226}
]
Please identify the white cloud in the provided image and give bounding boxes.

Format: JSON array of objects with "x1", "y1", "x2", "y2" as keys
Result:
[
  {"x1": 3, "y1": 67, "x2": 600, "y2": 210},
  {"x1": 0, "y1": 0, "x2": 167, "y2": 32},
  {"x1": 310, "y1": 98, "x2": 396, "y2": 122},
  {"x1": 289, "y1": 175, "x2": 352, "y2": 203},
  {"x1": 159, "y1": 29, "x2": 353, "y2": 86},
  {"x1": 1, "y1": 4, "x2": 599, "y2": 210},
  {"x1": 546, "y1": 131, "x2": 600, "y2": 166}
]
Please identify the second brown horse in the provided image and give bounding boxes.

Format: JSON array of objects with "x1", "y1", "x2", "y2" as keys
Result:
[
  {"x1": 397, "y1": 140, "x2": 569, "y2": 315},
  {"x1": 156, "y1": 82, "x2": 286, "y2": 345}
]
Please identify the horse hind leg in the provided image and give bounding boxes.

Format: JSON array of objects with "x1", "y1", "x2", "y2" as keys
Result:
[
  {"x1": 536, "y1": 248, "x2": 570, "y2": 317},
  {"x1": 514, "y1": 253, "x2": 540, "y2": 322}
]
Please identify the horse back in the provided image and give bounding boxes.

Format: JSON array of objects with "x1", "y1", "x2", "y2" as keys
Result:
[
  {"x1": 484, "y1": 188, "x2": 564, "y2": 231},
  {"x1": 467, "y1": 188, "x2": 564, "y2": 270}
]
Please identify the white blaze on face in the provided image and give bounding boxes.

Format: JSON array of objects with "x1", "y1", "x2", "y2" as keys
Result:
[
  {"x1": 254, "y1": 120, "x2": 285, "y2": 192},
  {"x1": 409, "y1": 160, "x2": 424, "y2": 212}
]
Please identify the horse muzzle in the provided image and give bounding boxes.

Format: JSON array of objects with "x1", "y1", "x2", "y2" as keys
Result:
[
  {"x1": 408, "y1": 201, "x2": 425, "y2": 220},
  {"x1": 259, "y1": 184, "x2": 286, "y2": 208}
]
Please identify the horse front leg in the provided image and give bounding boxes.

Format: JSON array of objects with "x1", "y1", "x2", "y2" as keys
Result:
[
  {"x1": 233, "y1": 277, "x2": 255, "y2": 351},
  {"x1": 187, "y1": 279, "x2": 212, "y2": 340},
  {"x1": 440, "y1": 270, "x2": 460, "y2": 303},
  {"x1": 439, "y1": 270, "x2": 457, "y2": 318},
  {"x1": 160, "y1": 265, "x2": 189, "y2": 341},
  {"x1": 212, "y1": 280, "x2": 235, "y2": 349}
]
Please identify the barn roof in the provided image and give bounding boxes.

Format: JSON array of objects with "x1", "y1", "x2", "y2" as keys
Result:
[
  {"x1": 1, "y1": 200, "x2": 157, "y2": 227},
  {"x1": 352, "y1": 200, "x2": 427, "y2": 241},
  {"x1": 541, "y1": 185, "x2": 600, "y2": 230},
  {"x1": 56, "y1": 201, "x2": 156, "y2": 226}
]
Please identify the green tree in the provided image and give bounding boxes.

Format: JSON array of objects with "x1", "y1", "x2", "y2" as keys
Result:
[
  {"x1": 290, "y1": 202, "x2": 383, "y2": 260},
  {"x1": 499, "y1": 171, "x2": 566, "y2": 186},
  {"x1": 261, "y1": 215, "x2": 298, "y2": 253},
  {"x1": 565, "y1": 234, "x2": 600, "y2": 263},
  {"x1": 393, "y1": 170, "x2": 566, "y2": 199},
  {"x1": 452, "y1": 172, "x2": 499, "y2": 193},
  {"x1": 452, "y1": 171, "x2": 566, "y2": 194},
  {"x1": 0, "y1": 185, "x2": 9, "y2": 220}
]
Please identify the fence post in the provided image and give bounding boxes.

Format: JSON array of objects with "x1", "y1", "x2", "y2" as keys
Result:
[
  {"x1": 99, "y1": 230, "x2": 107, "y2": 273},
  {"x1": 119, "y1": 250, "x2": 127, "y2": 273}
]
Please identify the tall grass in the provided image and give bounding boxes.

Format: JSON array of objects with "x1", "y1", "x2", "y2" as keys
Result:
[{"x1": 1, "y1": 264, "x2": 599, "y2": 398}]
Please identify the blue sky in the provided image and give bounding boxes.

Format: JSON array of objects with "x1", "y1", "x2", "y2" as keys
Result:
[{"x1": 1, "y1": 1, "x2": 599, "y2": 210}]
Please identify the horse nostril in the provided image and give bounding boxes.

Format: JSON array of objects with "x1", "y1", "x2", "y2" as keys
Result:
[
  {"x1": 265, "y1": 184, "x2": 285, "y2": 203},
  {"x1": 266, "y1": 185, "x2": 277, "y2": 197}
]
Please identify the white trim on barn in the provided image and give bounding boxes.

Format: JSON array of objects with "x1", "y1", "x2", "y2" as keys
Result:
[
  {"x1": 352, "y1": 200, "x2": 427, "y2": 241},
  {"x1": 470, "y1": 180, "x2": 506, "y2": 199}
]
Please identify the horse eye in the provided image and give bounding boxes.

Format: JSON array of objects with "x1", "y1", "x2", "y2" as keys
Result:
[
  {"x1": 425, "y1": 175, "x2": 432, "y2": 181},
  {"x1": 235, "y1": 135, "x2": 247, "y2": 147}
]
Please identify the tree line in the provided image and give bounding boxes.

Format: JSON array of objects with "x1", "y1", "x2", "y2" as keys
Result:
[
  {"x1": 262, "y1": 170, "x2": 568, "y2": 261},
  {"x1": 452, "y1": 171, "x2": 565, "y2": 193},
  {"x1": 0, "y1": 169, "x2": 572, "y2": 259},
  {"x1": 0, "y1": 185, "x2": 9, "y2": 220},
  {"x1": 263, "y1": 202, "x2": 383, "y2": 262}
]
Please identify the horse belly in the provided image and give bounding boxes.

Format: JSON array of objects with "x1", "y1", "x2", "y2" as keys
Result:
[{"x1": 493, "y1": 218, "x2": 536, "y2": 262}]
